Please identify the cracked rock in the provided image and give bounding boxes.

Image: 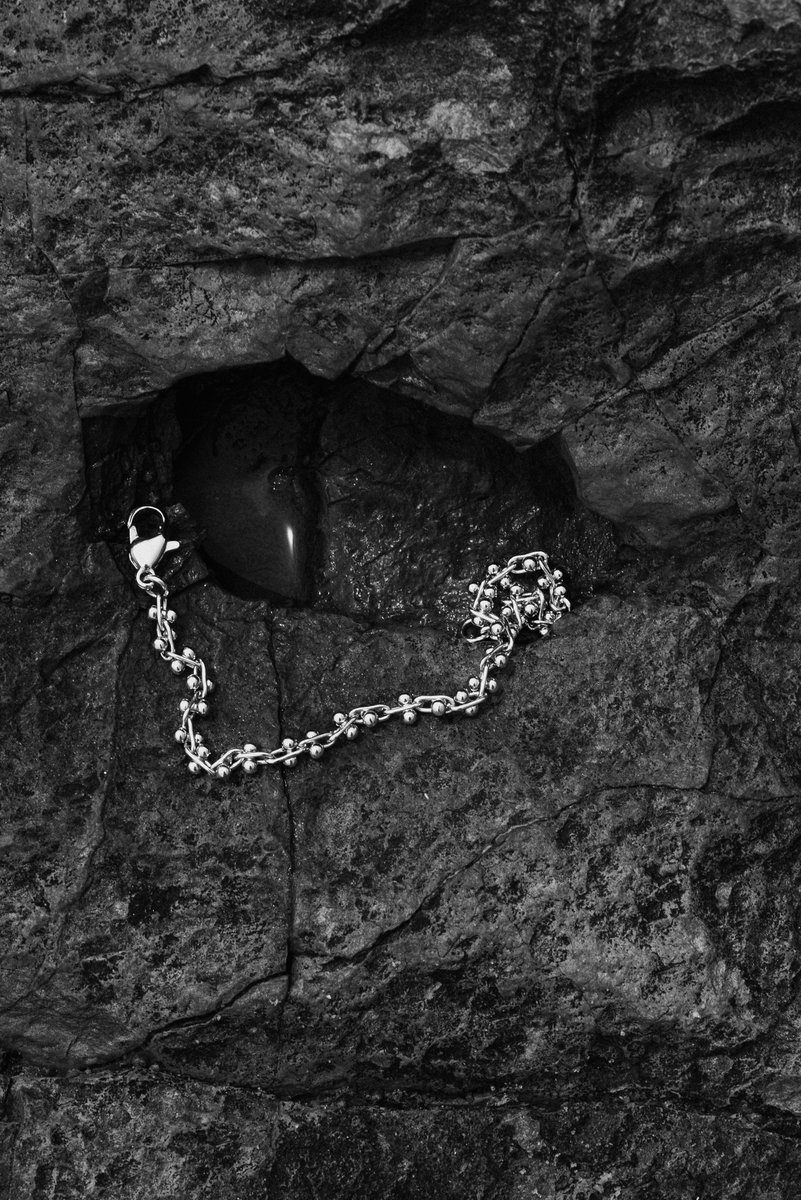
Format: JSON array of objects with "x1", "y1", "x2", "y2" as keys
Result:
[{"x1": 1, "y1": 0, "x2": 801, "y2": 1194}]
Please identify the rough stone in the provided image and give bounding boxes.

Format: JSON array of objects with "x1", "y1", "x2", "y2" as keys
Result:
[{"x1": 1, "y1": 1, "x2": 801, "y2": 1194}]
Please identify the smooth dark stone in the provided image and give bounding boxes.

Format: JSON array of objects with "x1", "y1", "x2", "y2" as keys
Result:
[{"x1": 172, "y1": 371, "x2": 325, "y2": 601}]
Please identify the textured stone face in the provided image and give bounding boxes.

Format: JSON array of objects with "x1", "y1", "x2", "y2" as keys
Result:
[{"x1": 2, "y1": 1, "x2": 801, "y2": 1195}]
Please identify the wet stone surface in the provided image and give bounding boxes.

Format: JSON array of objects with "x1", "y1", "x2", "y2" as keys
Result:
[{"x1": 1, "y1": 1, "x2": 801, "y2": 1196}]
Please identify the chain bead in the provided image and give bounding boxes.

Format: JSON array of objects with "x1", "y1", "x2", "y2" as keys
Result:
[{"x1": 128, "y1": 511, "x2": 569, "y2": 779}]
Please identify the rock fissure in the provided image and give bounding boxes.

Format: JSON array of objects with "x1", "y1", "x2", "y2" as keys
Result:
[
  {"x1": 265, "y1": 617, "x2": 299, "y2": 1069},
  {"x1": 304, "y1": 800, "x2": 585, "y2": 972},
  {"x1": 51, "y1": 616, "x2": 135, "y2": 963}
]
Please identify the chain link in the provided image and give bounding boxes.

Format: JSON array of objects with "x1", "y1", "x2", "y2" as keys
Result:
[{"x1": 131, "y1": 539, "x2": 570, "y2": 779}]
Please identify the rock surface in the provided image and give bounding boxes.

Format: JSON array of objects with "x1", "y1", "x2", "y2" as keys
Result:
[{"x1": 2, "y1": 1, "x2": 801, "y2": 1196}]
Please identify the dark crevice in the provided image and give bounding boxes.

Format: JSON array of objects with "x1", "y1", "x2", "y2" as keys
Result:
[
  {"x1": 74, "y1": 970, "x2": 292, "y2": 1077},
  {"x1": 12, "y1": 1052, "x2": 801, "y2": 1142},
  {"x1": 144, "y1": 970, "x2": 289, "y2": 1044},
  {"x1": 160, "y1": 235, "x2": 462, "y2": 271},
  {"x1": 591, "y1": 59, "x2": 801, "y2": 132},
  {"x1": 81, "y1": 354, "x2": 620, "y2": 623},
  {"x1": 345, "y1": 0, "x2": 495, "y2": 45}
]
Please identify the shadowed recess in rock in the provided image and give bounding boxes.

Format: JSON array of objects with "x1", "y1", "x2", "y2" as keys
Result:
[{"x1": 82, "y1": 357, "x2": 619, "y2": 614}]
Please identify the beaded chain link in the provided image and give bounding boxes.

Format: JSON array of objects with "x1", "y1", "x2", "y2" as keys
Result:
[{"x1": 127, "y1": 507, "x2": 571, "y2": 779}]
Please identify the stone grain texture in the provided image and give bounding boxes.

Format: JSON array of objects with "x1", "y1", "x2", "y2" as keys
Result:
[{"x1": 1, "y1": 1, "x2": 801, "y2": 1196}]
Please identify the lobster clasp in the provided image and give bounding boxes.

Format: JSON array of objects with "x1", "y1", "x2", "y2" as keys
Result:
[{"x1": 127, "y1": 506, "x2": 180, "y2": 572}]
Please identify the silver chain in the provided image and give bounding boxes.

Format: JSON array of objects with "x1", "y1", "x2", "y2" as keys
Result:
[{"x1": 127, "y1": 507, "x2": 571, "y2": 779}]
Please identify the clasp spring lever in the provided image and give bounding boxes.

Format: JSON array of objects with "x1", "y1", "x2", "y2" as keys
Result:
[{"x1": 127, "y1": 506, "x2": 180, "y2": 572}]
